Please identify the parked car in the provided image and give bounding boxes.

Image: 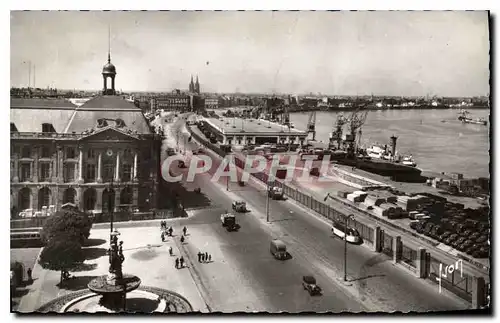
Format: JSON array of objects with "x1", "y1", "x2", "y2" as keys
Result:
[
  {"x1": 476, "y1": 235, "x2": 488, "y2": 244},
  {"x1": 439, "y1": 231, "x2": 452, "y2": 242},
  {"x1": 444, "y1": 234, "x2": 459, "y2": 245}
]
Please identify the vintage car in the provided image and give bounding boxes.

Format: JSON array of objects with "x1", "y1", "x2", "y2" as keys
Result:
[
  {"x1": 302, "y1": 275, "x2": 322, "y2": 296},
  {"x1": 232, "y1": 201, "x2": 247, "y2": 213}
]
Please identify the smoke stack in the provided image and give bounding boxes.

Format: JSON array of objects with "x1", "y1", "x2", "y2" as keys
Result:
[{"x1": 390, "y1": 135, "x2": 398, "y2": 158}]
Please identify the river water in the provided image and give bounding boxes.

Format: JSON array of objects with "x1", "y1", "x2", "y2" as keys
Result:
[{"x1": 290, "y1": 109, "x2": 491, "y2": 178}]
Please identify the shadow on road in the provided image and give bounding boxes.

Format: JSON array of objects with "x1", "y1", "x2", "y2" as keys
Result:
[
  {"x1": 82, "y1": 247, "x2": 107, "y2": 261},
  {"x1": 159, "y1": 181, "x2": 212, "y2": 209},
  {"x1": 57, "y1": 275, "x2": 99, "y2": 291},
  {"x1": 348, "y1": 274, "x2": 386, "y2": 282},
  {"x1": 72, "y1": 263, "x2": 98, "y2": 272},
  {"x1": 83, "y1": 238, "x2": 107, "y2": 247}
]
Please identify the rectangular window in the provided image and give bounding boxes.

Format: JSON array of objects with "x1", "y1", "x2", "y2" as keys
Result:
[
  {"x1": 122, "y1": 164, "x2": 132, "y2": 181},
  {"x1": 66, "y1": 147, "x2": 76, "y2": 159},
  {"x1": 64, "y1": 164, "x2": 75, "y2": 182},
  {"x1": 40, "y1": 146, "x2": 51, "y2": 158},
  {"x1": 20, "y1": 163, "x2": 31, "y2": 181},
  {"x1": 87, "y1": 149, "x2": 96, "y2": 159},
  {"x1": 86, "y1": 164, "x2": 96, "y2": 181},
  {"x1": 21, "y1": 146, "x2": 31, "y2": 158},
  {"x1": 39, "y1": 163, "x2": 50, "y2": 181}
]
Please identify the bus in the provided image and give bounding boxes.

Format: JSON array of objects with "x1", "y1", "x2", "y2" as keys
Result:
[
  {"x1": 331, "y1": 220, "x2": 361, "y2": 243},
  {"x1": 11, "y1": 231, "x2": 43, "y2": 248}
]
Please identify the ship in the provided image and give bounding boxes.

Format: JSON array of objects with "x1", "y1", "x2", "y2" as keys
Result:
[
  {"x1": 458, "y1": 109, "x2": 487, "y2": 126},
  {"x1": 328, "y1": 110, "x2": 423, "y2": 182}
]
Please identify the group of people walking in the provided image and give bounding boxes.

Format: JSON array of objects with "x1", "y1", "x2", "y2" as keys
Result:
[
  {"x1": 197, "y1": 251, "x2": 212, "y2": 263},
  {"x1": 174, "y1": 256, "x2": 185, "y2": 269}
]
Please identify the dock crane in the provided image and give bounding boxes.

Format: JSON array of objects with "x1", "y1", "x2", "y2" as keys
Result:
[
  {"x1": 306, "y1": 111, "x2": 317, "y2": 141},
  {"x1": 346, "y1": 107, "x2": 368, "y2": 157},
  {"x1": 329, "y1": 114, "x2": 348, "y2": 150}
]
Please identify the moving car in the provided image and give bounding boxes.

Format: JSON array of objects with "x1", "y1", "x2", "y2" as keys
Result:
[
  {"x1": 232, "y1": 201, "x2": 247, "y2": 213},
  {"x1": 268, "y1": 187, "x2": 284, "y2": 200},
  {"x1": 220, "y1": 213, "x2": 238, "y2": 232},
  {"x1": 302, "y1": 275, "x2": 322, "y2": 296},
  {"x1": 270, "y1": 239, "x2": 289, "y2": 260}
]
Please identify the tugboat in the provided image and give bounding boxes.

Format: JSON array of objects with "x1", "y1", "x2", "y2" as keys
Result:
[
  {"x1": 458, "y1": 109, "x2": 487, "y2": 125},
  {"x1": 328, "y1": 110, "x2": 422, "y2": 182}
]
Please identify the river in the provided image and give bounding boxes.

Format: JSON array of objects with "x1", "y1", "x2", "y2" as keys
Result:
[{"x1": 290, "y1": 109, "x2": 490, "y2": 179}]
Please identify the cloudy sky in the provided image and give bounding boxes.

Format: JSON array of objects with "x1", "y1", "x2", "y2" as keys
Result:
[{"x1": 10, "y1": 11, "x2": 489, "y2": 96}]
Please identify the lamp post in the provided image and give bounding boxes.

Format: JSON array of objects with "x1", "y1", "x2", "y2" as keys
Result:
[
  {"x1": 266, "y1": 179, "x2": 270, "y2": 222},
  {"x1": 108, "y1": 166, "x2": 115, "y2": 241},
  {"x1": 343, "y1": 214, "x2": 354, "y2": 281},
  {"x1": 324, "y1": 193, "x2": 354, "y2": 282}
]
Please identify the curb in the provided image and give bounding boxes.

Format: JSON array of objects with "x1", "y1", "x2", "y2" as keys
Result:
[{"x1": 173, "y1": 236, "x2": 212, "y2": 313}]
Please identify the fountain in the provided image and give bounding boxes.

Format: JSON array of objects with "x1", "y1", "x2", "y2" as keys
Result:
[
  {"x1": 85, "y1": 231, "x2": 141, "y2": 312},
  {"x1": 37, "y1": 230, "x2": 193, "y2": 313}
]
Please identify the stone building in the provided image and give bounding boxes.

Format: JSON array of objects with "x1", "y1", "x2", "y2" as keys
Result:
[{"x1": 10, "y1": 54, "x2": 161, "y2": 218}]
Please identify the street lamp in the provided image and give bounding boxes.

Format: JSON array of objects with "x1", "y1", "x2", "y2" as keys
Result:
[
  {"x1": 324, "y1": 193, "x2": 354, "y2": 282},
  {"x1": 343, "y1": 214, "x2": 355, "y2": 282},
  {"x1": 108, "y1": 165, "x2": 116, "y2": 242},
  {"x1": 266, "y1": 179, "x2": 271, "y2": 222}
]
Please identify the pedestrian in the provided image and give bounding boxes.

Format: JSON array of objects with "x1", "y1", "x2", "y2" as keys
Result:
[
  {"x1": 180, "y1": 256, "x2": 184, "y2": 268},
  {"x1": 169, "y1": 246, "x2": 173, "y2": 256},
  {"x1": 197, "y1": 251, "x2": 202, "y2": 263},
  {"x1": 205, "y1": 252, "x2": 208, "y2": 262},
  {"x1": 175, "y1": 258, "x2": 179, "y2": 269},
  {"x1": 201, "y1": 252, "x2": 205, "y2": 263},
  {"x1": 180, "y1": 236, "x2": 185, "y2": 244},
  {"x1": 161, "y1": 232, "x2": 165, "y2": 242},
  {"x1": 208, "y1": 254, "x2": 212, "y2": 262},
  {"x1": 27, "y1": 268, "x2": 32, "y2": 283},
  {"x1": 169, "y1": 227, "x2": 173, "y2": 236},
  {"x1": 183, "y1": 226, "x2": 187, "y2": 236}
]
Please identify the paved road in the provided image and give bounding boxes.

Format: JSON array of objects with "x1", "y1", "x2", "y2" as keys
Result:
[{"x1": 160, "y1": 116, "x2": 470, "y2": 312}]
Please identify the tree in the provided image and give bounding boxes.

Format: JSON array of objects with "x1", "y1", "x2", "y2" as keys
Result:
[
  {"x1": 40, "y1": 206, "x2": 92, "y2": 245},
  {"x1": 38, "y1": 237, "x2": 85, "y2": 285}
]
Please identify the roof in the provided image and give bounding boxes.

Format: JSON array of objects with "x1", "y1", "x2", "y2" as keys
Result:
[
  {"x1": 10, "y1": 97, "x2": 77, "y2": 109},
  {"x1": 11, "y1": 96, "x2": 152, "y2": 135},
  {"x1": 10, "y1": 107, "x2": 76, "y2": 133},
  {"x1": 65, "y1": 96, "x2": 152, "y2": 134},
  {"x1": 204, "y1": 117, "x2": 307, "y2": 135}
]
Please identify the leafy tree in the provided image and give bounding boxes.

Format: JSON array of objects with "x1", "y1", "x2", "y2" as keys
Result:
[
  {"x1": 40, "y1": 206, "x2": 92, "y2": 244},
  {"x1": 38, "y1": 237, "x2": 85, "y2": 285}
]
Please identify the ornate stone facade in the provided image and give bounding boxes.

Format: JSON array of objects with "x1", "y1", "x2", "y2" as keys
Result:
[{"x1": 10, "y1": 127, "x2": 161, "y2": 217}]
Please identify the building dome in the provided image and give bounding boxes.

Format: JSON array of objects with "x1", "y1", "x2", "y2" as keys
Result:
[{"x1": 102, "y1": 62, "x2": 116, "y2": 75}]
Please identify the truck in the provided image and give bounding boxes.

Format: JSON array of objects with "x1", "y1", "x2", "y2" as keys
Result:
[
  {"x1": 268, "y1": 186, "x2": 284, "y2": 200},
  {"x1": 220, "y1": 213, "x2": 237, "y2": 231},
  {"x1": 270, "y1": 239, "x2": 288, "y2": 260}
]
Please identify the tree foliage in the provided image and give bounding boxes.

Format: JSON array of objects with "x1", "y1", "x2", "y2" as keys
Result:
[
  {"x1": 40, "y1": 206, "x2": 92, "y2": 244},
  {"x1": 38, "y1": 237, "x2": 85, "y2": 273}
]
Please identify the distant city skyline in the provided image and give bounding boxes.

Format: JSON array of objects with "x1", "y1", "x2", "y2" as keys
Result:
[{"x1": 11, "y1": 11, "x2": 490, "y2": 97}]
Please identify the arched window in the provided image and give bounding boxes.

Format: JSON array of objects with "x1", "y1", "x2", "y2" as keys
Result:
[
  {"x1": 18, "y1": 188, "x2": 31, "y2": 210},
  {"x1": 97, "y1": 119, "x2": 108, "y2": 128},
  {"x1": 83, "y1": 188, "x2": 97, "y2": 211},
  {"x1": 115, "y1": 118, "x2": 125, "y2": 128},
  {"x1": 102, "y1": 188, "x2": 115, "y2": 212},
  {"x1": 38, "y1": 187, "x2": 51, "y2": 210},
  {"x1": 120, "y1": 187, "x2": 133, "y2": 205},
  {"x1": 63, "y1": 188, "x2": 76, "y2": 204}
]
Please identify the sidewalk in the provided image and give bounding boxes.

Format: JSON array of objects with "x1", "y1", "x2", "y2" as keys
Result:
[
  {"x1": 18, "y1": 226, "x2": 208, "y2": 313},
  {"x1": 175, "y1": 225, "x2": 269, "y2": 312}
]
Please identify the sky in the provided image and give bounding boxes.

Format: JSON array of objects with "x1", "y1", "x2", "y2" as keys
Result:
[{"x1": 10, "y1": 11, "x2": 490, "y2": 96}]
